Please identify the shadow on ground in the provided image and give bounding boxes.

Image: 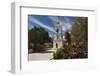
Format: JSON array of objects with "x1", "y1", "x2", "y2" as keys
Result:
[{"x1": 28, "y1": 48, "x2": 53, "y2": 54}]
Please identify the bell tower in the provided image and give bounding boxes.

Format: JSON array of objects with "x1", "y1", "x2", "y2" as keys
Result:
[{"x1": 53, "y1": 16, "x2": 63, "y2": 48}]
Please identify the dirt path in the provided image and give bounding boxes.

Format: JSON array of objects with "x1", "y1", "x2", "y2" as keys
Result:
[{"x1": 28, "y1": 48, "x2": 54, "y2": 61}]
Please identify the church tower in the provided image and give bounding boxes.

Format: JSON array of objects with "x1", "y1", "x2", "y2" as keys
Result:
[{"x1": 53, "y1": 16, "x2": 63, "y2": 48}]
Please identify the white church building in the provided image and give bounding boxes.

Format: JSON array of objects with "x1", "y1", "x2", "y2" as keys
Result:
[{"x1": 53, "y1": 17, "x2": 64, "y2": 48}]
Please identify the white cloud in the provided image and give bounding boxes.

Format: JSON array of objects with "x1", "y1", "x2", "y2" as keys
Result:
[
  {"x1": 28, "y1": 23, "x2": 34, "y2": 30},
  {"x1": 60, "y1": 20, "x2": 72, "y2": 32},
  {"x1": 62, "y1": 17, "x2": 75, "y2": 32},
  {"x1": 48, "y1": 16, "x2": 73, "y2": 31},
  {"x1": 29, "y1": 16, "x2": 56, "y2": 33}
]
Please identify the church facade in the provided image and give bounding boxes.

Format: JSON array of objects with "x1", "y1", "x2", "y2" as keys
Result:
[{"x1": 53, "y1": 17, "x2": 63, "y2": 48}]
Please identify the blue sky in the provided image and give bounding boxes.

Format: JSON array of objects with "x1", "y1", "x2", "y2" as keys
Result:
[{"x1": 28, "y1": 15, "x2": 76, "y2": 37}]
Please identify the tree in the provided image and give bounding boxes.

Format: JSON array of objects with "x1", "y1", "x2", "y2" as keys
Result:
[
  {"x1": 71, "y1": 17, "x2": 88, "y2": 58},
  {"x1": 28, "y1": 27, "x2": 51, "y2": 52},
  {"x1": 65, "y1": 31, "x2": 71, "y2": 44}
]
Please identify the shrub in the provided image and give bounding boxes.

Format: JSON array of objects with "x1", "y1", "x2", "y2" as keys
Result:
[
  {"x1": 53, "y1": 48, "x2": 64, "y2": 59},
  {"x1": 53, "y1": 45, "x2": 71, "y2": 59}
]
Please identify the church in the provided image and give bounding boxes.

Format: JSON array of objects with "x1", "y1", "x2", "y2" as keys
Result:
[{"x1": 53, "y1": 17, "x2": 64, "y2": 48}]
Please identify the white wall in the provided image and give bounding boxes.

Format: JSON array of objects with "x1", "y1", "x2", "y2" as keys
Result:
[{"x1": 0, "y1": 0, "x2": 100, "y2": 76}]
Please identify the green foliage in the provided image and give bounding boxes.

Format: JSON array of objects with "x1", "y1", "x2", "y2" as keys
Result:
[
  {"x1": 65, "y1": 31, "x2": 71, "y2": 44},
  {"x1": 28, "y1": 27, "x2": 52, "y2": 52},
  {"x1": 71, "y1": 17, "x2": 88, "y2": 43},
  {"x1": 29, "y1": 27, "x2": 49, "y2": 44},
  {"x1": 53, "y1": 45, "x2": 71, "y2": 59},
  {"x1": 70, "y1": 17, "x2": 88, "y2": 58},
  {"x1": 53, "y1": 48, "x2": 65, "y2": 59}
]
